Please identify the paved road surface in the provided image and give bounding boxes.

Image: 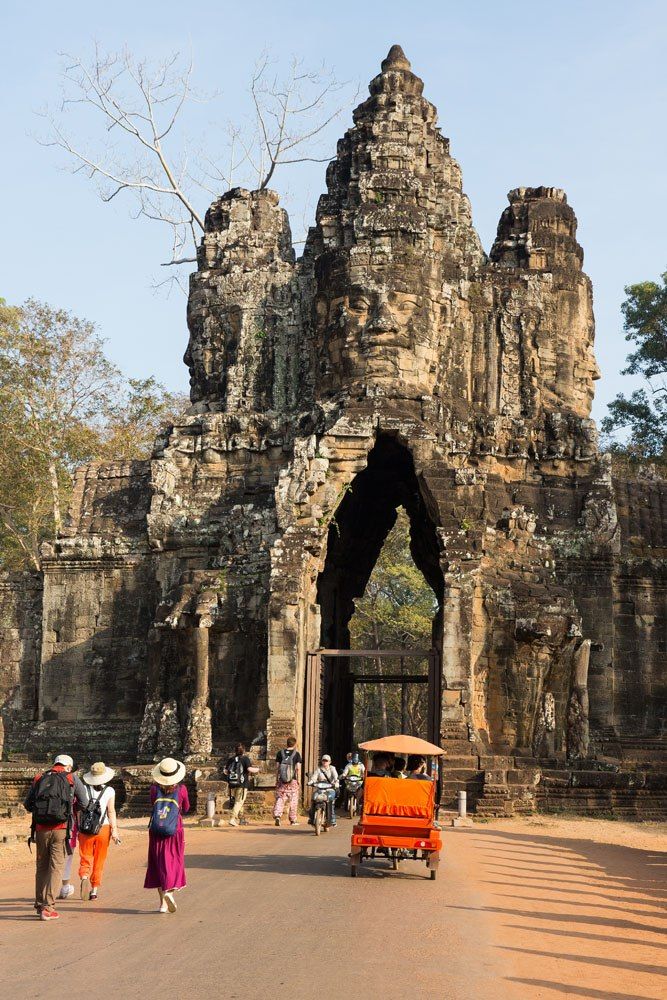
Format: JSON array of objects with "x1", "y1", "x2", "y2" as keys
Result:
[{"x1": 1, "y1": 821, "x2": 665, "y2": 999}]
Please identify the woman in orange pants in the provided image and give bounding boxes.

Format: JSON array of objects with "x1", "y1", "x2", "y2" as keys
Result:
[{"x1": 78, "y1": 762, "x2": 120, "y2": 901}]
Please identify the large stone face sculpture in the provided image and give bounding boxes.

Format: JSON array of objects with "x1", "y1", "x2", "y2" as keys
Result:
[{"x1": 1, "y1": 46, "x2": 664, "y2": 776}]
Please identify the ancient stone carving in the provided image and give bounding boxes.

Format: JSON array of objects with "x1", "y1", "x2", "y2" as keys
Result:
[
  {"x1": 1, "y1": 44, "x2": 664, "y2": 778},
  {"x1": 567, "y1": 638, "x2": 591, "y2": 760}
]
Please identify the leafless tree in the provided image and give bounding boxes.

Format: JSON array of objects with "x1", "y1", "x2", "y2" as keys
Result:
[{"x1": 41, "y1": 46, "x2": 356, "y2": 279}]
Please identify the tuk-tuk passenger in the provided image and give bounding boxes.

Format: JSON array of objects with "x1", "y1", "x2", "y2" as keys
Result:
[
  {"x1": 369, "y1": 753, "x2": 392, "y2": 777},
  {"x1": 392, "y1": 756, "x2": 407, "y2": 778},
  {"x1": 407, "y1": 754, "x2": 432, "y2": 780}
]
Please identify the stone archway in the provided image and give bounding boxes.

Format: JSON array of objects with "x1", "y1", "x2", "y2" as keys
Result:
[{"x1": 310, "y1": 433, "x2": 444, "y2": 764}]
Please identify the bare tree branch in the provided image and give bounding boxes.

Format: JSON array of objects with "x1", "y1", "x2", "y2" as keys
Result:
[{"x1": 41, "y1": 45, "x2": 358, "y2": 276}]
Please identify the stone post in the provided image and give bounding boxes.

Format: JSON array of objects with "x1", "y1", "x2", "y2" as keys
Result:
[{"x1": 457, "y1": 789, "x2": 467, "y2": 818}]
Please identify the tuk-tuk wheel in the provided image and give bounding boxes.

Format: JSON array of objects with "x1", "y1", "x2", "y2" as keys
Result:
[
  {"x1": 429, "y1": 869, "x2": 437, "y2": 881},
  {"x1": 350, "y1": 865, "x2": 357, "y2": 877}
]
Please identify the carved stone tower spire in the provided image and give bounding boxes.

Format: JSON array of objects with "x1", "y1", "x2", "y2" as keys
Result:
[{"x1": 307, "y1": 45, "x2": 484, "y2": 400}]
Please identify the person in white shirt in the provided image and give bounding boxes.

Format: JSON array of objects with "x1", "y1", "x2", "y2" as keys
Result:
[{"x1": 78, "y1": 762, "x2": 120, "y2": 901}]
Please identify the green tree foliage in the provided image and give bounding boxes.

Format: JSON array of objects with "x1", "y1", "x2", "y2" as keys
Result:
[
  {"x1": 0, "y1": 299, "x2": 185, "y2": 570},
  {"x1": 349, "y1": 509, "x2": 438, "y2": 739},
  {"x1": 350, "y1": 508, "x2": 437, "y2": 650},
  {"x1": 602, "y1": 272, "x2": 667, "y2": 461}
]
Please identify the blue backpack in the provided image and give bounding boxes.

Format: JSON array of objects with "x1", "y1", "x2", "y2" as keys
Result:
[{"x1": 149, "y1": 786, "x2": 180, "y2": 838}]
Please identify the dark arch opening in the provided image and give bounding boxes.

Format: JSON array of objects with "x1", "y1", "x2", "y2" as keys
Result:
[{"x1": 315, "y1": 434, "x2": 444, "y2": 764}]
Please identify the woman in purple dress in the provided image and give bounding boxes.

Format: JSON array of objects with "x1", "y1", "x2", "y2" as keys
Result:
[{"x1": 144, "y1": 757, "x2": 190, "y2": 913}]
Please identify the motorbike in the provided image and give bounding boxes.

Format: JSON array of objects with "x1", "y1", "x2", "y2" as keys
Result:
[
  {"x1": 344, "y1": 774, "x2": 364, "y2": 818},
  {"x1": 311, "y1": 780, "x2": 335, "y2": 836}
]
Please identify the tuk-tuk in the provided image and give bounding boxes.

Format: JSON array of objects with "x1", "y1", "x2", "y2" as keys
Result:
[{"x1": 349, "y1": 734, "x2": 444, "y2": 880}]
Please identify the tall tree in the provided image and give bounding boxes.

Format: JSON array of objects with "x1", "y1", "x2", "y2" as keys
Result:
[
  {"x1": 602, "y1": 272, "x2": 667, "y2": 461},
  {"x1": 0, "y1": 299, "x2": 184, "y2": 570}
]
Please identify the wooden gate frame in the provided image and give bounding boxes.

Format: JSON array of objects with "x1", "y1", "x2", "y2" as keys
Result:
[{"x1": 302, "y1": 648, "x2": 441, "y2": 792}]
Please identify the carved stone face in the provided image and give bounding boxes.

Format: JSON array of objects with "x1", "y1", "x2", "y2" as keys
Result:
[
  {"x1": 314, "y1": 266, "x2": 442, "y2": 396},
  {"x1": 185, "y1": 296, "x2": 242, "y2": 403}
]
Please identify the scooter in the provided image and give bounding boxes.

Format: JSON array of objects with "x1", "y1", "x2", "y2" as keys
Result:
[
  {"x1": 345, "y1": 774, "x2": 364, "y2": 818},
  {"x1": 311, "y1": 780, "x2": 335, "y2": 836}
]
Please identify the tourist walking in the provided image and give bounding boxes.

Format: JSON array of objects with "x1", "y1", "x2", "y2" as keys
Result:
[
  {"x1": 24, "y1": 753, "x2": 88, "y2": 921},
  {"x1": 78, "y1": 762, "x2": 120, "y2": 901},
  {"x1": 223, "y1": 742, "x2": 259, "y2": 826},
  {"x1": 273, "y1": 736, "x2": 302, "y2": 827},
  {"x1": 144, "y1": 757, "x2": 190, "y2": 913}
]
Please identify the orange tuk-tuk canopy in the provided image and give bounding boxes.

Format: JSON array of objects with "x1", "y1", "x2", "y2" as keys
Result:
[{"x1": 358, "y1": 734, "x2": 445, "y2": 756}]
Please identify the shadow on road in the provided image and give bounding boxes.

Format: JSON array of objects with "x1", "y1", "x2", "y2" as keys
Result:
[
  {"x1": 448, "y1": 826, "x2": 667, "y2": 998},
  {"x1": 507, "y1": 977, "x2": 655, "y2": 1000},
  {"x1": 186, "y1": 849, "x2": 430, "y2": 880}
]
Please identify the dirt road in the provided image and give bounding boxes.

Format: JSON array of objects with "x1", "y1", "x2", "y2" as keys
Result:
[{"x1": 1, "y1": 819, "x2": 665, "y2": 1000}]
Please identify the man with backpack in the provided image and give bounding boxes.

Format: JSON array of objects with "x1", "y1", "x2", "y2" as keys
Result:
[
  {"x1": 24, "y1": 753, "x2": 89, "y2": 921},
  {"x1": 223, "y1": 743, "x2": 259, "y2": 826},
  {"x1": 273, "y1": 736, "x2": 302, "y2": 827}
]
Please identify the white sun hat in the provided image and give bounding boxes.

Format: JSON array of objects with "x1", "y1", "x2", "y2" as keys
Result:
[
  {"x1": 54, "y1": 754, "x2": 74, "y2": 768},
  {"x1": 83, "y1": 761, "x2": 115, "y2": 786},
  {"x1": 151, "y1": 757, "x2": 186, "y2": 786}
]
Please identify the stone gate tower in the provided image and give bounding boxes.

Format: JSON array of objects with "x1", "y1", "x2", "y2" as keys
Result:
[{"x1": 1, "y1": 48, "x2": 665, "y2": 795}]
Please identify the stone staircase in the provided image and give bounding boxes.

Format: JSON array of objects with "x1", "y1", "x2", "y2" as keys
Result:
[
  {"x1": 439, "y1": 722, "x2": 484, "y2": 811},
  {"x1": 617, "y1": 734, "x2": 667, "y2": 766},
  {"x1": 196, "y1": 779, "x2": 276, "y2": 822},
  {"x1": 474, "y1": 757, "x2": 541, "y2": 818}
]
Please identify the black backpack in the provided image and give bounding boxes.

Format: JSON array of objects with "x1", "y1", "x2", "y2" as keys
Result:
[
  {"x1": 78, "y1": 788, "x2": 107, "y2": 836},
  {"x1": 278, "y1": 749, "x2": 296, "y2": 784},
  {"x1": 28, "y1": 770, "x2": 73, "y2": 826},
  {"x1": 225, "y1": 755, "x2": 245, "y2": 788}
]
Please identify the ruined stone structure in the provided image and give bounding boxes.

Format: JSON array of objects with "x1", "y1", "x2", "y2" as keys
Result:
[{"x1": 1, "y1": 47, "x2": 665, "y2": 814}]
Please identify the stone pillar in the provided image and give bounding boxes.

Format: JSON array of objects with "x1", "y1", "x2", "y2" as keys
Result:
[
  {"x1": 194, "y1": 624, "x2": 210, "y2": 702},
  {"x1": 184, "y1": 622, "x2": 213, "y2": 760},
  {"x1": 567, "y1": 638, "x2": 591, "y2": 759}
]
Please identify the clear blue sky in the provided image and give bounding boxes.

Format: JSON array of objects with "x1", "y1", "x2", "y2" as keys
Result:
[{"x1": 1, "y1": 0, "x2": 666, "y2": 423}]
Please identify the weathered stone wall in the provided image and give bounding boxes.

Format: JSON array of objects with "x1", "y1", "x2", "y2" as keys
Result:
[{"x1": 0, "y1": 574, "x2": 42, "y2": 756}]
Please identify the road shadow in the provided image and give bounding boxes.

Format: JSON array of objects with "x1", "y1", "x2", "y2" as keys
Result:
[
  {"x1": 0, "y1": 899, "x2": 151, "y2": 920},
  {"x1": 447, "y1": 826, "x2": 667, "y2": 995},
  {"x1": 186, "y1": 850, "x2": 430, "y2": 880},
  {"x1": 507, "y1": 978, "x2": 655, "y2": 999}
]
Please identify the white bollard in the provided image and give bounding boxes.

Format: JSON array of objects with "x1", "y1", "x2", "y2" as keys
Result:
[
  {"x1": 457, "y1": 789, "x2": 467, "y2": 819},
  {"x1": 206, "y1": 793, "x2": 216, "y2": 820}
]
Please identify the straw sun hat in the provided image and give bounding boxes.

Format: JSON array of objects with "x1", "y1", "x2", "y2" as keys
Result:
[
  {"x1": 83, "y1": 761, "x2": 115, "y2": 786},
  {"x1": 151, "y1": 757, "x2": 186, "y2": 786}
]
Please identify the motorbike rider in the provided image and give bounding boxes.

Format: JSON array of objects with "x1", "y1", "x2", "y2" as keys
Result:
[
  {"x1": 340, "y1": 752, "x2": 365, "y2": 810},
  {"x1": 307, "y1": 754, "x2": 339, "y2": 828},
  {"x1": 340, "y1": 752, "x2": 365, "y2": 782}
]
